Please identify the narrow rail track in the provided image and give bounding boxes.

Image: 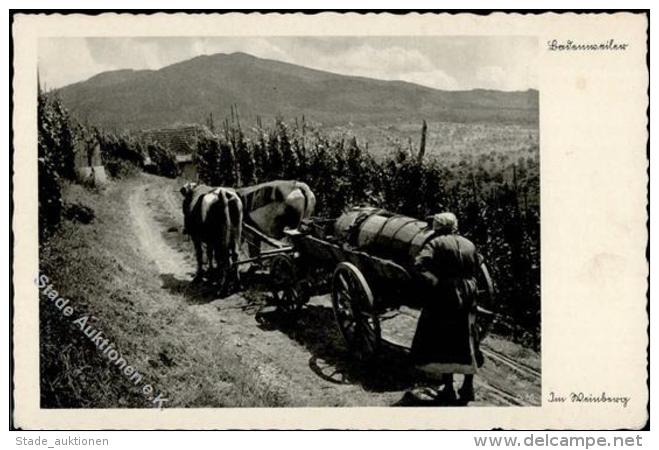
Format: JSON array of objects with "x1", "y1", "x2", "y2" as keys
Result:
[
  {"x1": 482, "y1": 345, "x2": 541, "y2": 380},
  {"x1": 382, "y1": 308, "x2": 541, "y2": 380},
  {"x1": 475, "y1": 379, "x2": 534, "y2": 407}
]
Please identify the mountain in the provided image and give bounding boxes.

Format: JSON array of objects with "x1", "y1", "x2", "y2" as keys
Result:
[{"x1": 55, "y1": 52, "x2": 538, "y2": 131}]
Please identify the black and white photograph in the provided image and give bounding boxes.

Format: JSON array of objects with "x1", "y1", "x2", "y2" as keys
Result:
[
  {"x1": 35, "y1": 34, "x2": 540, "y2": 408},
  {"x1": 11, "y1": 11, "x2": 648, "y2": 431}
]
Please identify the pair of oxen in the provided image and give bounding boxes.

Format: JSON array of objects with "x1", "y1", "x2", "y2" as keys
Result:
[{"x1": 180, "y1": 180, "x2": 316, "y2": 283}]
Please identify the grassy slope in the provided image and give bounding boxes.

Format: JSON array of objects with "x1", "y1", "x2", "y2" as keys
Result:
[{"x1": 39, "y1": 178, "x2": 290, "y2": 408}]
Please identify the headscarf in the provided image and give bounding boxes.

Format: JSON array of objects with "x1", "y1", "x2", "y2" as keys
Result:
[{"x1": 432, "y1": 212, "x2": 458, "y2": 235}]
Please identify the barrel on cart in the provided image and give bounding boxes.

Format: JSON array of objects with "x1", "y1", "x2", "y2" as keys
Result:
[{"x1": 267, "y1": 207, "x2": 495, "y2": 359}]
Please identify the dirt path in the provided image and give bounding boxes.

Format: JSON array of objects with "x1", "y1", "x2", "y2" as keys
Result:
[
  {"x1": 128, "y1": 175, "x2": 541, "y2": 407},
  {"x1": 129, "y1": 185, "x2": 191, "y2": 276}
]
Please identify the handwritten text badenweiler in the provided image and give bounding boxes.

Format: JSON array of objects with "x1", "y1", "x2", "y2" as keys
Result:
[{"x1": 547, "y1": 39, "x2": 629, "y2": 51}]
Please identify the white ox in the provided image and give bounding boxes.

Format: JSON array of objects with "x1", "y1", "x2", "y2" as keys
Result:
[{"x1": 237, "y1": 180, "x2": 316, "y2": 238}]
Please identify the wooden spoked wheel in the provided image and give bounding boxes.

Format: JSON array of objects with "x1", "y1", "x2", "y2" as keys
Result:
[
  {"x1": 270, "y1": 254, "x2": 309, "y2": 314},
  {"x1": 331, "y1": 262, "x2": 381, "y2": 359},
  {"x1": 475, "y1": 261, "x2": 496, "y2": 339}
]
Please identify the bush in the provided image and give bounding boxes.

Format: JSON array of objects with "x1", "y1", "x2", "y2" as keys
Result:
[
  {"x1": 63, "y1": 202, "x2": 95, "y2": 224},
  {"x1": 38, "y1": 92, "x2": 78, "y2": 238},
  {"x1": 96, "y1": 130, "x2": 144, "y2": 179},
  {"x1": 38, "y1": 157, "x2": 62, "y2": 240},
  {"x1": 104, "y1": 158, "x2": 139, "y2": 179},
  {"x1": 147, "y1": 142, "x2": 180, "y2": 178},
  {"x1": 38, "y1": 93, "x2": 77, "y2": 180}
]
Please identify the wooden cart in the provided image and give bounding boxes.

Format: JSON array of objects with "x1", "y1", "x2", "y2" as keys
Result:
[{"x1": 251, "y1": 218, "x2": 495, "y2": 360}]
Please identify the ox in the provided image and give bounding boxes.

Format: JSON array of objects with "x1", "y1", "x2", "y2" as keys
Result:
[
  {"x1": 180, "y1": 180, "x2": 316, "y2": 280},
  {"x1": 236, "y1": 180, "x2": 316, "y2": 239},
  {"x1": 180, "y1": 182, "x2": 243, "y2": 282}
]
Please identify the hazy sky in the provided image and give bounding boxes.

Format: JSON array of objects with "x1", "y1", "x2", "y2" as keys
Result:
[{"x1": 39, "y1": 36, "x2": 537, "y2": 91}]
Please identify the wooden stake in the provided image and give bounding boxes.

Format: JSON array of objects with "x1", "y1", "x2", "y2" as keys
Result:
[{"x1": 417, "y1": 119, "x2": 427, "y2": 164}]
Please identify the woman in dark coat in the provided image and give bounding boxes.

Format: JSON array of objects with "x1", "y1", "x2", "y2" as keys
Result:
[{"x1": 408, "y1": 212, "x2": 483, "y2": 404}]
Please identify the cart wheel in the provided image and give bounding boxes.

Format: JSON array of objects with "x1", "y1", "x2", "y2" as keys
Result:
[
  {"x1": 331, "y1": 262, "x2": 381, "y2": 359},
  {"x1": 475, "y1": 262, "x2": 496, "y2": 339},
  {"x1": 270, "y1": 254, "x2": 309, "y2": 314}
]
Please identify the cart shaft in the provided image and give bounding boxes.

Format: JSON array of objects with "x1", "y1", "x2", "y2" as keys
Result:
[{"x1": 235, "y1": 247, "x2": 295, "y2": 265}]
